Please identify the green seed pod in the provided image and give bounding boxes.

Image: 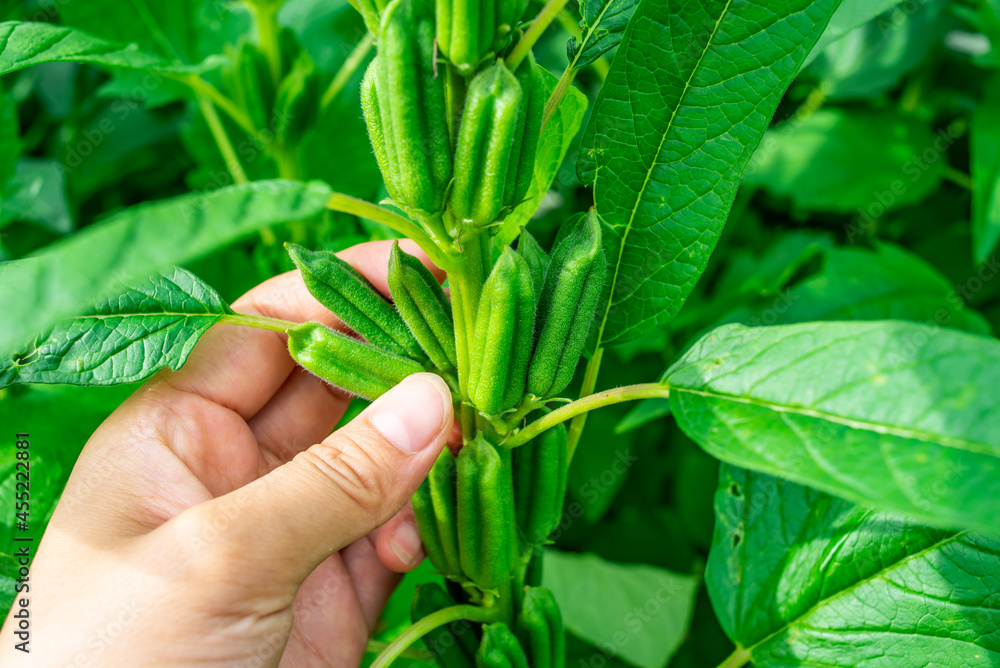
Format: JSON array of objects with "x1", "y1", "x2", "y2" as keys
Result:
[
  {"x1": 370, "y1": 0, "x2": 452, "y2": 215},
  {"x1": 477, "y1": 623, "x2": 529, "y2": 668},
  {"x1": 512, "y1": 417, "x2": 567, "y2": 545},
  {"x1": 516, "y1": 230, "x2": 549, "y2": 304},
  {"x1": 495, "y1": 0, "x2": 529, "y2": 37},
  {"x1": 354, "y1": 0, "x2": 391, "y2": 35},
  {"x1": 412, "y1": 448, "x2": 463, "y2": 579},
  {"x1": 451, "y1": 63, "x2": 522, "y2": 228},
  {"x1": 436, "y1": 0, "x2": 495, "y2": 76},
  {"x1": 412, "y1": 582, "x2": 479, "y2": 668},
  {"x1": 287, "y1": 244, "x2": 423, "y2": 360},
  {"x1": 457, "y1": 437, "x2": 517, "y2": 591},
  {"x1": 287, "y1": 322, "x2": 423, "y2": 400},
  {"x1": 274, "y1": 51, "x2": 321, "y2": 148},
  {"x1": 468, "y1": 247, "x2": 535, "y2": 415},
  {"x1": 503, "y1": 54, "x2": 544, "y2": 209},
  {"x1": 222, "y1": 39, "x2": 275, "y2": 134},
  {"x1": 387, "y1": 242, "x2": 458, "y2": 370},
  {"x1": 361, "y1": 60, "x2": 400, "y2": 201},
  {"x1": 527, "y1": 210, "x2": 606, "y2": 398},
  {"x1": 524, "y1": 548, "x2": 544, "y2": 588},
  {"x1": 515, "y1": 587, "x2": 565, "y2": 668}
]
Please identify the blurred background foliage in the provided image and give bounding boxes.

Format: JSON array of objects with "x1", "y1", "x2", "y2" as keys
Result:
[{"x1": 2, "y1": 0, "x2": 999, "y2": 666}]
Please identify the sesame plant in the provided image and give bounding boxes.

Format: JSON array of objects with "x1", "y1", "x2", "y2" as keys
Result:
[{"x1": 2, "y1": 0, "x2": 1000, "y2": 666}]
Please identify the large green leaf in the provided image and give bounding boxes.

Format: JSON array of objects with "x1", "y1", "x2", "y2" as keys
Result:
[
  {"x1": 59, "y1": 0, "x2": 248, "y2": 65},
  {"x1": 542, "y1": 550, "x2": 699, "y2": 668},
  {"x1": 806, "y1": 0, "x2": 948, "y2": 100},
  {"x1": 0, "y1": 21, "x2": 215, "y2": 76},
  {"x1": 972, "y1": 76, "x2": 1000, "y2": 265},
  {"x1": 708, "y1": 465, "x2": 1000, "y2": 666},
  {"x1": 0, "y1": 83, "x2": 17, "y2": 197},
  {"x1": 745, "y1": 109, "x2": 945, "y2": 214},
  {"x1": 667, "y1": 320, "x2": 1000, "y2": 532},
  {"x1": 497, "y1": 69, "x2": 588, "y2": 246},
  {"x1": 0, "y1": 267, "x2": 230, "y2": 388},
  {"x1": 0, "y1": 180, "x2": 331, "y2": 358},
  {"x1": 717, "y1": 242, "x2": 992, "y2": 335},
  {"x1": 572, "y1": 0, "x2": 640, "y2": 67},
  {"x1": 804, "y1": 0, "x2": 906, "y2": 65},
  {"x1": 577, "y1": 0, "x2": 841, "y2": 347}
]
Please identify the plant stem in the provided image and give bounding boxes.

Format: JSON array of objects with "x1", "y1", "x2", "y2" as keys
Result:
[
  {"x1": 370, "y1": 605, "x2": 500, "y2": 668},
  {"x1": 325, "y1": 193, "x2": 456, "y2": 270},
  {"x1": 255, "y1": 1, "x2": 283, "y2": 85},
  {"x1": 565, "y1": 346, "x2": 603, "y2": 460},
  {"x1": 366, "y1": 640, "x2": 434, "y2": 662},
  {"x1": 507, "y1": 382, "x2": 669, "y2": 449},
  {"x1": 198, "y1": 97, "x2": 249, "y2": 185},
  {"x1": 542, "y1": 51, "x2": 581, "y2": 129},
  {"x1": 320, "y1": 32, "x2": 375, "y2": 113},
  {"x1": 716, "y1": 647, "x2": 752, "y2": 668},
  {"x1": 506, "y1": 0, "x2": 570, "y2": 71},
  {"x1": 449, "y1": 231, "x2": 490, "y2": 441},
  {"x1": 183, "y1": 76, "x2": 259, "y2": 137},
  {"x1": 944, "y1": 166, "x2": 973, "y2": 190},
  {"x1": 220, "y1": 313, "x2": 298, "y2": 333}
]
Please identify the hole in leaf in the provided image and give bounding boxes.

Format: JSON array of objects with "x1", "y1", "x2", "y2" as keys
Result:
[
  {"x1": 732, "y1": 532, "x2": 742, "y2": 548},
  {"x1": 729, "y1": 484, "x2": 742, "y2": 497}
]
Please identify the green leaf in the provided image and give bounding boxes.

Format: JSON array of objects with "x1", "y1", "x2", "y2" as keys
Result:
[
  {"x1": 0, "y1": 179, "x2": 331, "y2": 358},
  {"x1": 745, "y1": 109, "x2": 946, "y2": 214},
  {"x1": 577, "y1": 0, "x2": 841, "y2": 347},
  {"x1": 668, "y1": 320, "x2": 1000, "y2": 533},
  {"x1": 718, "y1": 242, "x2": 992, "y2": 335},
  {"x1": 542, "y1": 550, "x2": 699, "y2": 668},
  {"x1": 497, "y1": 68, "x2": 588, "y2": 246},
  {"x1": 573, "y1": 0, "x2": 640, "y2": 67},
  {"x1": 0, "y1": 83, "x2": 18, "y2": 195},
  {"x1": 0, "y1": 21, "x2": 217, "y2": 77},
  {"x1": 806, "y1": 0, "x2": 949, "y2": 100},
  {"x1": 0, "y1": 267, "x2": 230, "y2": 388},
  {"x1": 708, "y1": 465, "x2": 1000, "y2": 666},
  {"x1": 972, "y1": 76, "x2": 1000, "y2": 265},
  {"x1": 59, "y1": 0, "x2": 249, "y2": 65},
  {"x1": 2, "y1": 158, "x2": 72, "y2": 234},
  {"x1": 804, "y1": 0, "x2": 906, "y2": 65}
]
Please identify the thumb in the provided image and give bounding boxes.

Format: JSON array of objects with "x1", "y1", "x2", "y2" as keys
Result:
[{"x1": 180, "y1": 372, "x2": 452, "y2": 588}]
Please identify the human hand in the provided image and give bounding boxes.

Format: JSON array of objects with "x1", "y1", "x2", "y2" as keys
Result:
[{"x1": 0, "y1": 240, "x2": 454, "y2": 667}]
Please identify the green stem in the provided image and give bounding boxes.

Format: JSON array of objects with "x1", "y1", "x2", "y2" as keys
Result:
[
  {"x1": 565, "y1": 346, "x2": 603, "y2": 460},
  {"x1": 255, "y1": 1, "x2": 283, "y2": 85},
  {"x1": 198, "y1": 97, "x2": 249, "y2": 185},
  {"x1": 448, "y1": 231, "x2": 490, "y2": 441},
  {"x1": 320, "y1": 33, "x2": 375, "y2": 113},
  {"x1": 220, "y1": 313, "x2": 298, "y2": 333},
  {"x1": 944, "y1": 166, "x2": 973, "y2": 191},
  {"x1": 326, "y1": 193, "x2": 456, "y2": 270},
  {"x1": 508, "y1": 381, "x2": 667, "y2": 449},
  {"x1": 506, "y1": 0, "x2": 571, "y2": 71},
  {"x1": 541, "y1": 52, "x2": 580, "y2": 129},
  {"x1": 183, "y1": 76, "x2": 259, "y2": 137},
  {"x1": 366, "y1": 640, "x2": 433, "y2": 662},
  {"x1": 370, "y1": 605, "x2": 500, "y2": 668},
  {"x1": 716, "y1": 647, "x2": 752, "y2": 668}
]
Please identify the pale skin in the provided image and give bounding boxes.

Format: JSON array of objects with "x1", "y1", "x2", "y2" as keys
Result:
[{"x1": 0, "y1": 240, "x2": 455, "y2": 667}]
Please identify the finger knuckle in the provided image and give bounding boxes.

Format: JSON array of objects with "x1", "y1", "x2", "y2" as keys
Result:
[{"x1": 299, "y1": 433, "x2": 391, "y2": 518}]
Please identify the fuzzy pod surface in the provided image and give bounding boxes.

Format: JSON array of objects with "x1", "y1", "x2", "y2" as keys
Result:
[
  {"x1": 477, "y1": 623, "x2": 530, "y2": 668},
  {"x1": 527, "y1": 210, "x2": 607, "y2": 398},
  {"x1": 287, "y1": 322, "x2": 423, "y2": 400},
  {"x1": 368, "y1": 0, "x2": 452, "y2": 214},
  {"x1": 287, "y1": 244, "x2": 423, "y2": 359},
  {"x1": 503, "y1": 54, "x2": 545, "y2": 210},
  {"x1": 516, "y1": 230, "x2": 549, "y2": 305},
  {"x1": 515, "y1": 587, "x2": 565, "y2": 668},
  {"x1": 450, "y1": 63, "x2": 522, "y2": 229},
  {"x1": 412, "y1": 448, "x2": 463, "y2": 579},
  {"x1": 512, "y1": 417, "x2": 567, "y2": 546},
  {"x1": 387, "y1": 242, "x2": 458, "y2": 370},
  {"x1": 456, "y1": 437, "x2": 517, "y2": 591},
  {"x1": 468, "y1": 247, "x2": 535, "y2": 415}
]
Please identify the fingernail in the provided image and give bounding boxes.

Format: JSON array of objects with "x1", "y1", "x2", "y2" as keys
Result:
[
  {"x1": 369, "y1": 373, "x2": 450, "y2": 454},
  {"x1": 389, "y1": 520, "x2": 424, "y2": 567}
]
